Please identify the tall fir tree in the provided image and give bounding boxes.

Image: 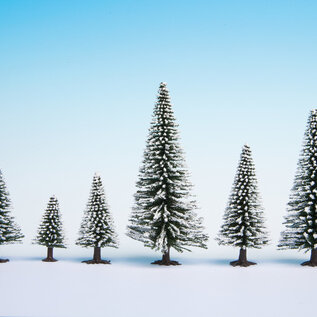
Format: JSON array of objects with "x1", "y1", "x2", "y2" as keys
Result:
[
  {"x1": 33, "y1": 196, "x2": 66, "y2": 262},
  {"x1": 127, "y1": 82, "x2": 208, "y2": 265},
  {"x1": 279, "y1": 110, "x2": 317, "y2": 266},
  {"x1": 0, "y1": 170, "x2": 24, "y2": 263},
  {"x1": 217, "y1": 145, "x2": 268, "y2": 267},
  {"x1": 76, "y1": 173, "x2": 118, "y2": 264}
]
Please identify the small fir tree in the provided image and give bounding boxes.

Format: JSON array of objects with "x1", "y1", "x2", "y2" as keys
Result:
[
  {"x1": 33, "y1": 196, "x2": 66, "y2": 262},
  {"x1": 127, "y1": 82, "x2": 208, "y2": 265},
  {"x1": 217, "y1": 145, "x2": 268, "y2": 267},
  {"x1": 279, "y1": 110, "x2": 317, "y2": 266},
  {"x1": 76, "y1": 173, "x2": 118, "y2": 264},
  {"x1": 0, "y1": 170, "x2": 24, "y2": 263}
]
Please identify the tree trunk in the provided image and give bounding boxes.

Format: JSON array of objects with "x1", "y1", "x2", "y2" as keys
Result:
[
  {"x1": 239, "y1": 248, "x2": 247, "y2": 262},
  {"x1": 42, "y1": 247, "x2": 57, "y2": 262},
  {"x1": 230, "y1": 248, "x2": 256, "y2": 267},
  {"x1": 82, "y1": 246, "x2": 111, "y2": 264},
  {"x1": 301, "y1": 248, "x2": 317, "y2": 267},
  {"x1": 162, "y1": 249, "x2": 171, "y2": 263},
  {"x1": 151, "y1": 247, "x2": 181, "y2": 266},
  {"x1": 0, "y1": 258, "x2": 9, "y2": 263},
  {"x1": 312, "y1": 248, "x2": 317, "y2": 264},
  {"x1": 93, "y1": 247, "x2": 101, "y2": 262}
]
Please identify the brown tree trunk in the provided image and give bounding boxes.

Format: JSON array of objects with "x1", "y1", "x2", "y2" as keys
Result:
[
  {"x1": 0, "y1": 258, "x2": 9, "y2": 263},
  {"x1": 301, "y1": 248, "x2": 317, "y2": 267},
  {"x1": 239, "y1": 248, "x2": 247, "y2": 262},
  {"x1": 42, "y1": 247, "x2": 57, "y2": 262},
  {"x1": 162, "y1": 249, "x2": 171, "y2": 263},
  {"x1": 93, "y1": 246, "x2": 101, "y2": 262},
  {"x1": 82, "y1": 246, "x2": 111, "y2": 264},
  {"x1": 230, "y1": 248, "x2": 256, "y2": 267},
  {"x1": 151, "y1": 247, "x2": 181, "y2": 266}
]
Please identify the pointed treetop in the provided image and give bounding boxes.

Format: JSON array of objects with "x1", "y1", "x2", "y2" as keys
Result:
[
  {"x1": 217, "y1": 144, "x2": 268, "y2": 249},
  {"x1": 241, "y1": 144, "x2": 252, "y2": 158},
  {"x1": 242, "y1": 143, "x2": 251, "y2": 151},
  {"x1": 76, "y1": 174, "x2": 119, "y2": 249},
  {"x1": 127, "y1": 82, "x2": 208, "y2": 255},
  {"x1": 279, "y1": 110, "x2": 317, "y2": 253},
  {"x1": 33, "y1": 195, "x2": 66, "y2": 248},
  {"x1": 0, "y1": 169, "x2": 24, "y2": 245},
  {"x1": 158, "y1": 82, "x2": 169, "y2": 93}
]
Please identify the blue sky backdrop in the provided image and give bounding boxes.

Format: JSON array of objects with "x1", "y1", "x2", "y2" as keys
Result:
[{"x1": 0, "y1": 0, "x2": 316, "y2": 259}]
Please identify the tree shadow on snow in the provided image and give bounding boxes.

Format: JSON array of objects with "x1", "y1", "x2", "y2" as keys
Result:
[
  {"x1": 260, "y1": 257, "x2": 303, "y2": 266},
  {"x1": 58, "y1": 256, "x2": 158, "y2": 266},
  {"x1": 112, "y1": 256, "x2": 165, "y2": 266},
  {"x1": 3, "y1": 255, "x2": 305, "y2": 267},
  {"x1": 6, "y1": 256, "x2": 44, "y2": 262},
  {"x1": 175, "y1": 258, "x2": 231, "y2": 266}
]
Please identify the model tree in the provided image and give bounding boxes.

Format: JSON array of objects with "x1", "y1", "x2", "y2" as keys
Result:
[
  {"x1": 77, "y1": 173, "x2": 118, "y2": 264},
  {"x1": 33, "y1": 196, "x2": 66, "y2": 262},
  {"x1": 279, "y1": 110, "x2": 317, "y2": 266},
  {"x1": 127, "y1": 82, "x2": 208, "y2": 266},
  {"x1": 217, "y1": 144, "x2": 269, "y2": 267},
  {"x1": 0, "y1": 170, "x2": 24, "y2": 263}
]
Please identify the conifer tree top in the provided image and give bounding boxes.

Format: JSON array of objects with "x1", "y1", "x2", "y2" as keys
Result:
[
  {"x1": 279, "y1": 109, "x2": 317, "y2": 251},
  {"x1": 217, "y1": 145, "x2": 268, "y2": 249},
  {"x1": 33, "y1": 196, "x2": 66, "y2": 248},
  {"x1": 0, "y1": 170, "x2": 24, "y2": 245},
  {"x1": 76, "y1": 174, "x2": 119, "y2": 249},
  {"x1": 127, "y1": 82, "x2": 208, "y2": 254}
]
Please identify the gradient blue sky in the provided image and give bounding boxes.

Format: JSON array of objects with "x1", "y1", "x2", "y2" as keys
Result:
[{"x1": 0, "y1": 0, "x2": 316, "y2": 259}]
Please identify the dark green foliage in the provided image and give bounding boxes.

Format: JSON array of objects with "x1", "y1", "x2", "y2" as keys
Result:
[
  {"x1": 33, "y1": 196, "x2": 66, "y2": 248},
  {"x1": 127, "y1": 82, "x2": 208, "y2": 253},
  {"x1": 279, "y1": 110, "x2": 317, "y2": 252},
  {"x1": 0, "y1": 170, "x2": 24, "y2": 245},
  {"x1": 76, "y1": 173, "x2": 119, "y2": 248},
  {"x1": 217, "y1": 145, "x2": 268, "y2": 249}
]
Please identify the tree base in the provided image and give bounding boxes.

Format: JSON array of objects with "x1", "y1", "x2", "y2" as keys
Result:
[
  {"x1": 230, "y1": 260, "x2": 257, "y2": 267},
  {"x1": 301, "y1": 260, "x2": 317, "y2": 267},
  {"x1": 151, "y1": 259, "x2": 181, "y2": 266},
  {"x1": 82, "y1": 259, "x2": 111, "y2": 264},
  {"x1": 301, "y1": 249, "x2": 317, "y2": 266},
  {"x1": 0, "y1": 258, "x2": 9, "y2": 263},
  {"x1": 42, "y1": 257, "x2": 58, "y2": 262}
]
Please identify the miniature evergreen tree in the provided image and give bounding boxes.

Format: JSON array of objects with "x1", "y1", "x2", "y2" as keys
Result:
[
  {"x1": 33, "y1": 196, "x2": 66, "y2": 262},
  {"x1": 0, "y1": 170, "x2": 24, "y2": 263},
  {"x1": 127, "y1": 82, "x2": 208, "y2": 265},
  {"x1": 279, "y1": 110, "x2": 317, "y2": 266},
  {"x1": 217, "y1": 145, "x2": 268, "y2": 267},
  {"x1": 76, "y1": 173, "x2": 118, "y2": 264}
]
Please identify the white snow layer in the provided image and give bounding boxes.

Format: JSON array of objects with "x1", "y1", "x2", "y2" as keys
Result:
[{"x1": 0, "y1": 258, "x2": 316, "y2": 317}]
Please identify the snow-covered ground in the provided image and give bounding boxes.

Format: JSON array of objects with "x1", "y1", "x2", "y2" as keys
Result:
[{"x1": 1, "y1": 255, "x2": 316, "y2": 317}]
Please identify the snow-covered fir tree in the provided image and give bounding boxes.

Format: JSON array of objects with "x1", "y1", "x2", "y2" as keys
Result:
[
  {"x1": 33, "y1": 196, "x2": 66, "y2": 262},
  {"x1": 217, "y1": 144, "x2": 268, "y2": 267},
  {"x1": 76, "y1": 173, "x2": 118, "y2": 264},
  {"x1": 0, "y1": 170, "x2": 24, "y2": 263},
  {"x1": 279, "y1": 110, "x2": 317, "y2": 266},
  {"x1": 127, "y1": 82, "x2": 208, "y2": 265}
]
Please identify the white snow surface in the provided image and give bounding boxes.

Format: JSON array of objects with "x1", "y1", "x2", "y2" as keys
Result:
[{"x1": 0, "y1": 256, "x2": 316, "y2": 317}]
